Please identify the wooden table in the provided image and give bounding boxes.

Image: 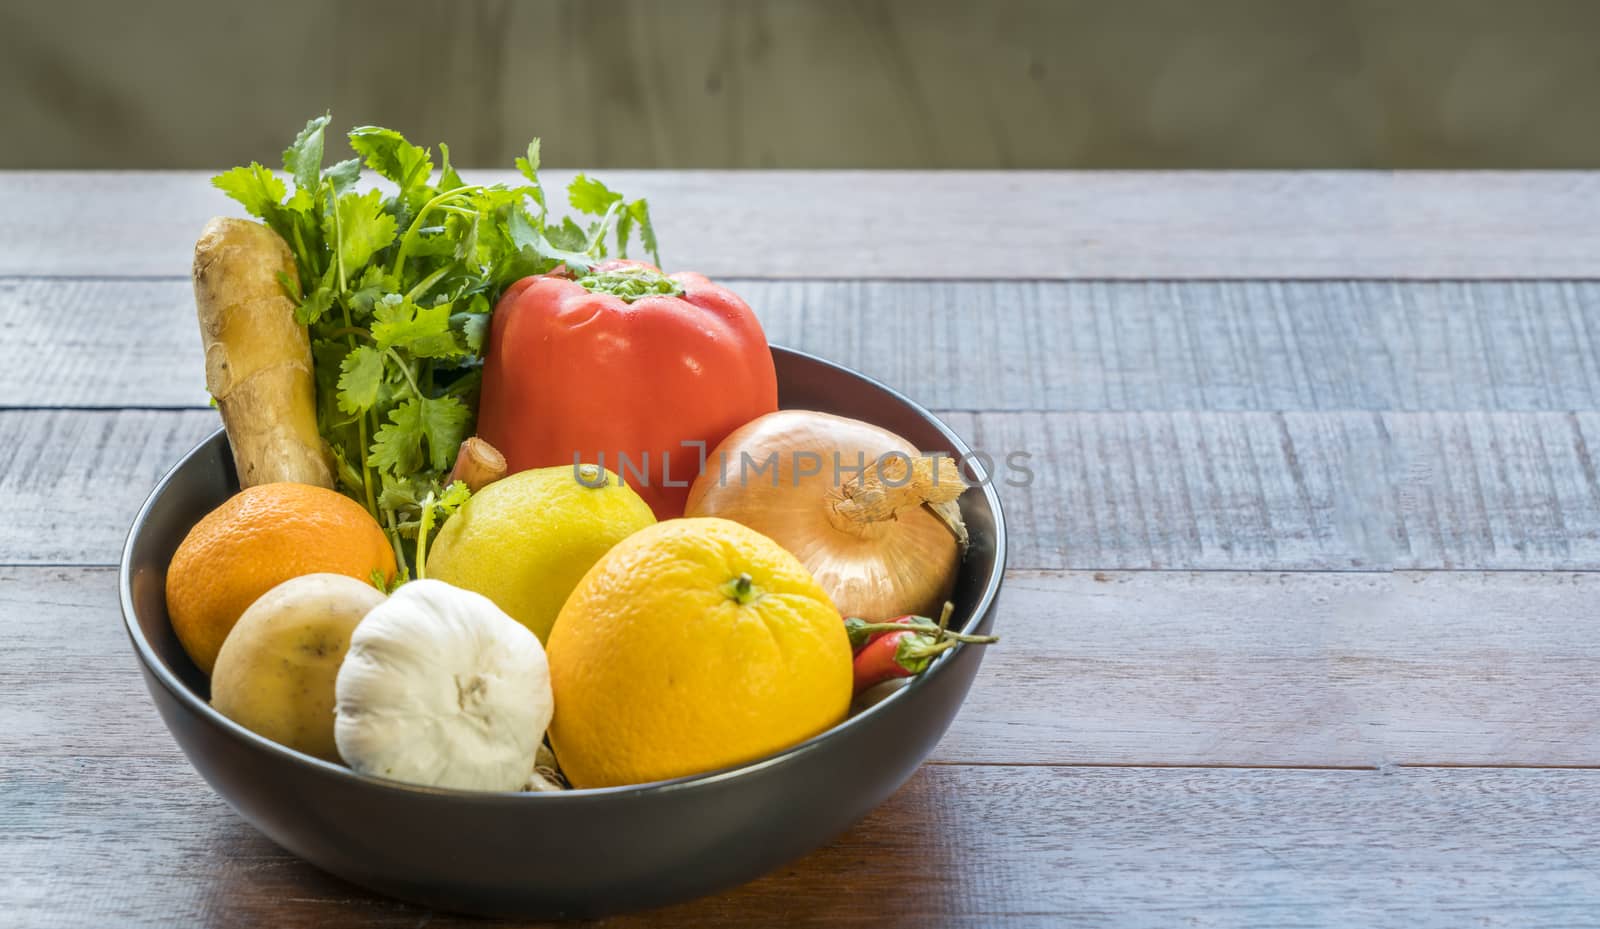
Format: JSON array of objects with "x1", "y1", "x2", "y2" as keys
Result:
[{"x1": 3, "y1": 172, "x2": 1598, "y2": 927}]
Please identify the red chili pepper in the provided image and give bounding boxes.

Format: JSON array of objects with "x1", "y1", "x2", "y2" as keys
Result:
[
  {"x1": 844, "y1": 614, "x2": 934, "y2": 652},
  {"x1": 851, "y1": 627, "x2": 954, "y2": 693},
  {"x1": 846, "y1": 603, "x2": 998, "y2": 693}
]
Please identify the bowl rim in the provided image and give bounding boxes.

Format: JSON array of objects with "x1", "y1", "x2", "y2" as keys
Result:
[{"x1": 119, "y1": 345, "x2": 1008, "y2": 803}]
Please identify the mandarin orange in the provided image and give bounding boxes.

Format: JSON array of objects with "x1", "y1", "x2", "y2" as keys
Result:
[{"x1": 165, "y1": 482, "x2": 396, "y2": 674}]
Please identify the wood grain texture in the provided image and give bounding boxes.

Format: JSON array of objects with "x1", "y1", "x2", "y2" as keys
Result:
[
  {"x1": 6, "y1": 173, "x2": 1598, "y2": 928},
  {"x1": 6, "y1": 408, "x2": 1599, "y2": 571},
  {"x1": 9, "y1": 171, "x2": 1600, "y2": 279},
  {"x1": 955, "y1": 410, "x2": 1600, "y2": 571},
  {"x1": 9, "y1": 278, "x2": 1600, "y2": 413},
  {"x1": 3, "y1": 753, "x2": 1597, "y2": 928},
  {"x1": 9, "y1": 566, "x2": 1597, "y2": 767},
  {"x1": 0, "y1": 410, "x2": 220, "y2": 565}
]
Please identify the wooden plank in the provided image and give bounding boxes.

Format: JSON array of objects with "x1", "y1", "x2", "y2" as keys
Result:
[
  {"x1": 0, "y1": 278, "x2": 210, "y2": 409},
  {"x1": 0, "y1": 410, "x2": 219, "y2": 565},
  {"x1": 3, "y1": 755, "x2": 1596, "y2": 928},
  {"x1": 6, "y1": 409, "x2": 1599, "y2": 571},
  {"x1": 8, "y1": 567, "x2": 1597, "y2": 767},
  {"x1": 8, "y1": 171, "x2": 1600, "y2": 279},
  {"x1": 8, "y1": 278, "x2": 1600, "y2": 413},
  {"x1": 959, "y1": 569, "x2": 1600, "y2": 767},
  {"x1": 952, "y1": 410, "x2": 1600, "y2": 571}
]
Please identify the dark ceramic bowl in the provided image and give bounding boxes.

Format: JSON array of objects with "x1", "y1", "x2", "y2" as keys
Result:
[{"x1": 120, "y1": 346, "x2": 1007, "y2": 919}]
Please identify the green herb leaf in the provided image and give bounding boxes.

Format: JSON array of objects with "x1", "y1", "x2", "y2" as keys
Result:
[
  {"x1": 371, "y1": 296, "x2": 461, "y2": 358},
  {"x1": 368, "y1": 400, "x2": 426, "y2": 475},
  {"x1": 437, "y1": 479, "x2": 471, "y2": 513},
  {"x1": 370, "y1": 396, "x2": 472, "y2": 474},
  {"x1": 453, "y1": 297, "x2": 491, "y2": 353},
  {"x1": 212, "y1": 163, "x2": 286, "y2": 218},
  {"x1": 438, "y1": 142, "x2": 465, "y2": 192},
  {"x1": 629, "y1": 198, "x2": 661, "y2": 266},
  {"x1": 294, "y1": 281, "x2": 337, "y2": 326},
  {"x1": 615, "y1": 203, "x2": 636, "y2": 257},
  {"x1": 507, "y1": 207, "x2": 592, "y2": 274},
  {"x1": 285, "y1": 186, "x2": 315, "y2": 215},
  {"x1": 515, "y1": 140, "x2": 545, "y2": 210},
  {"x1": 345, "y1": 264, "x2": 390, "y2": 319},
  {"x1": 450, "y1": 209, "x2": 481, "y2": 264},
  {"x1": 568, "y1": 174, "x2": 623, "y2": 216},
  {"x1": 418, "y1": 397, "x2": 473, "y2": 471},
  {"x1": 348, "y1": 126, "x2": 434, "y2": 194},
  {"x1": 517, "y1": 140, "x2": 541, "y2": 182},
  {"x1": 551, "y1": 216, "x2": 589, "y2": 252},
  {"x1": 283, "y1": 114, "x2": 329, "y2": 195},
  {"x1": 333, "y1": 189, "x2": 399, "y2": 274},
  {"x1": 325, "y1": 157, "x2": 362, "y2": 196},
  {"x1": 376, "y1": 475, "x2": 423, "y2": 512},
  {"x1": 336, "y1": 345, "x2": 385, "y2": 414}
]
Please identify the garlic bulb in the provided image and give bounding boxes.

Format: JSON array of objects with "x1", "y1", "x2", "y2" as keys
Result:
[
  {"x1": 334, "y1": 579, "x2": 553, "y2": 791},
  {"x1": 684, "y1": 410, "x2": 966, "y2": 621},
  {"x1": 525, "y1": 744, "x2": 567, "y2": 792}
]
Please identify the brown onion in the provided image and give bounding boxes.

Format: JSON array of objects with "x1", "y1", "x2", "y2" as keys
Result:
[{"x1": 684, "y1": 410, "x2": 966, "y2": 620}]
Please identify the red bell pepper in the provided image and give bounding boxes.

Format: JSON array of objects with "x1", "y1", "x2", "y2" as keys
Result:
[{"x1": 477, "y1": 259, "x2": 778, "y2": 518}]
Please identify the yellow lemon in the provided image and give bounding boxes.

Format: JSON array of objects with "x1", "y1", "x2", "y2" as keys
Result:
[
  {"x1": 425, "y1": 465, "x2": 655, "y2": 642},
  {"x1": 547, "y1": 517, "x2": 852, "y2": 789}
]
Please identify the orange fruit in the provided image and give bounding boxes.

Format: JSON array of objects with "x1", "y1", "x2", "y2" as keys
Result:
[
  {"x1": 165, "y1": 482, "x2": 396, "y2": 675},
  {"x1": 546, "y1": 517, "x2": 852, "y2": 789}
]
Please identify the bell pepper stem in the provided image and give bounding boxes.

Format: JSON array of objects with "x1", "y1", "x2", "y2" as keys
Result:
[{"x1": 576, "y1": 266, "x2": 685, "y2": 302}]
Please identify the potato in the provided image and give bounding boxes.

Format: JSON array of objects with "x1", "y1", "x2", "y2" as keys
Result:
[{"x1": 211, "y1": 573, "x2": 386, "y2": 761}]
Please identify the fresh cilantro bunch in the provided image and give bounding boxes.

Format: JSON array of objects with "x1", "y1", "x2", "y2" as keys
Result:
[{"x1": 212, "y1": 114, "x2": 657, "y2": 580}]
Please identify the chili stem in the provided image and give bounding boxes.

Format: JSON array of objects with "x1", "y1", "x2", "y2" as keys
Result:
[
  {"x1": 901, "y1": 638, "x2": 960, "y2": 661},
  {"x1": 846, "y1": 622, "x2": 998, "y2": 645}
]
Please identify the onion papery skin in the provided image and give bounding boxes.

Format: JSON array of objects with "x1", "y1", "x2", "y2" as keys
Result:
[{"x1": 684, "y1": 410, "x2": 962, "y2": 621}]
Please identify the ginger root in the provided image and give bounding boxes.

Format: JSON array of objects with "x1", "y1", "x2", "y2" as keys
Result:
[{"x1": 193, "y1": 217, "x2": 333, "y2": 489}]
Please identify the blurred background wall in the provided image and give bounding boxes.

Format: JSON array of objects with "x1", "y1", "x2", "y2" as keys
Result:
[{"x1": 4, "y1": 0, "x2": 1598, "y2": 169}]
